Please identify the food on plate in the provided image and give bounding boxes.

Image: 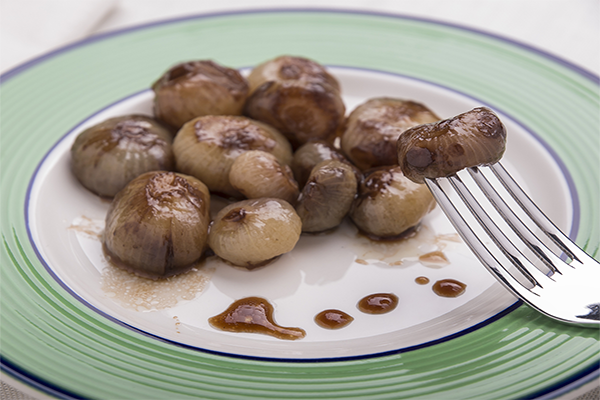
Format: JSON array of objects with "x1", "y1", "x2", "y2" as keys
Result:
[
  {"x1": 243, "y1": 55, "x2": 346, "y2": 147},
  {"x1": 295, "y1": 160, "x2": 357, "y2": 233},
  {"x1": 397, "y1": 107, "x2": 507, "y2": 183},
  {"x1": 291, "y1": 140, "x2": 352, "y2": 188},
  {"x1": 70, "y1": 115, "x2": 174, "y2": 197},
  {"x1": 349, "y1": 166, "x2": 436, "y2": 239},
  {"x1": 341, "y1": 97, "x2": 440, "y2": 171},
  {"x1": 229, "y1": 150, "x2": 299, "y2": 205},
  {"x1": 103, "y1": 171, "x2": 211, "y2": 279},
  {"x1": 152, "y1": 60, "x2": 249, "y2": 128},
  {"x1": 172, "y1": 115, "x2": 293, "y2": 197},
  {"x1": 208, "y1": 198, "x2": 302, "y2": 269}
]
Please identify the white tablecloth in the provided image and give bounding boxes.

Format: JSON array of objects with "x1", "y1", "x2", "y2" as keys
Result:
[{"x1": 1, "y1": 1, "x2": 598, "y2": 399}]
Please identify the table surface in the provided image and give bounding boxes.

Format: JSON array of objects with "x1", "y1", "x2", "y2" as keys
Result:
[{"x1": 1, "y1": 1, "x2": 598, "y2": 399}]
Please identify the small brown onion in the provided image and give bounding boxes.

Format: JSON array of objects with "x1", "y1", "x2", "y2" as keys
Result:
[
  {"x1": 295, "y1": 160, "x2": 357, "y2": 233},
  {"x1": 70, "y1": 115, "x2": 174, "y2": 198},
  {"x1": 397, "y1": 107, "x2": 507, "y2": 183},
  {"x1": 172, "y1": 115, "x2": 293, "y2": 197},
  {"x1": 103, "y1": 171, "x2": 210, "y2": 279},
  {"x1": 229, "y1": 150, "x2": 299, "y2": 205},
  {"x1": 350, "y1": 166, "x2": 436, "y2": 239},
  {"x1": 341, "y1": 98, "x2": 440, "y2": 171},
  {"x1": 244, "y1": 55, "x2": 345, "y2": 147},
  {"x1": 291, "y1": 140, "x2": 350, "y2": 188},
  {"x1": 152, "y1": 60, "x2": 249, "y2": 128},
  {"x1": 208, "y1": 198, "x2": 302, "y2": 269}
]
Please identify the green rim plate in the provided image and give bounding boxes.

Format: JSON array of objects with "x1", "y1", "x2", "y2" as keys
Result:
[{"x1": 1, "y1": 9, "x2": 598, "y2": 400}]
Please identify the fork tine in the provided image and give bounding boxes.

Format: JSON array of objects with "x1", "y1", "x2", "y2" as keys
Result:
[
  {"x1": 425, "y1": 177, "x2": 545, "y2": 293},
  {"x1": 468, "y1": 166, "x2": 565, "y2": 275},
  {"x1": 489, "y1": 163, "x2": 591, "y2": 265},
  {"x1": 446, "y1": 174, "x2": 554, "y2": 288}
]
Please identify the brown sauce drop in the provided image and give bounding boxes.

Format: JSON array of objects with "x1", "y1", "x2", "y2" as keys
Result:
[
  {"x1": 432, "y1": 279, "x2": 467, "y2": 298},
  {"x1": 314, "y1": 309, "x2": 354, "y2": 329},
  {"x1": 419, "y1": 250, "x2": 450, "y2": 267},
  {"x1": 208, "y1": 297, "x2": 306, "y2": 340},
  {"x1": 415, "y1": 276, "x2": 430, "y2": 285},
  {"x1": 357, "y1": 293, "x2": 398, "y2": 314}
]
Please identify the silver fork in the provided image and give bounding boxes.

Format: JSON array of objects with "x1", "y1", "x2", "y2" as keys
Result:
[{"x1": 425, "y1": 162, "x2": 599, "y2": 327}]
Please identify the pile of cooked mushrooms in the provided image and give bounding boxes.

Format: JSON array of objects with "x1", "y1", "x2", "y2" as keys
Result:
[{"x1": 71, "y1": 55, "x2": 506, "y2": 279}]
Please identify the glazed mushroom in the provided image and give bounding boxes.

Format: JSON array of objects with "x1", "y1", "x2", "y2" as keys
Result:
[
  {"x1": 173, "y1": 115, "x2": 293, "y2": 197},
  {"x1": 103, "y1": 171, "x2": 211, "y2": 279},
  {"x1": 349, "y1": 166, "x2": 436, "y2": 239},
  {"x1": 341, "y1": 98, "x2": 440, "y2": 171},
  {"x1": 70, "y1": 115, "x2": 174, "y2": 198},
  {"x1": 244, "y1": 55, "x2": 346, "y2": 147},
  {"x1": 291, "y1": 140, "x2": 351, "y2": 188},
  {"x1": 152, "y1": 60, "x2": 249, "y2": 128},
  {"x1": 397, "y1": 107, "x2": 507, "y2": 183},
  {"x1": 229, "y1": 150, "x2": 299, "y2": 205},
  {"x1": 295, "y1": 159, "x2": 357, "y2": 233},
  {"x1": 208, "y1": 198, "x2": 302, "y2": 269}
]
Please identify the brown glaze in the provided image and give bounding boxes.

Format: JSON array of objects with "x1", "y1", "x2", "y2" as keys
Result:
[
  {"x1": 357, "y1": 293, "x2": 399, "y2": 314},
  {"x1": 209, "y1": 297, "x2": 306, "y2": 340},
  {"x1": 415, "y1": 276, "x2": 430, "y2": 285},
  {"x1": 341, "y1": 98, "x2": 440, "y2": 170},
  {"x1": 314, "y1": 309, "x2": 354, "y2": 329},
  {"x1": 397, "y1": 107, "x2": 507, "y2": 183},
  {"x1": 432, "y1": 279, "x2": 467, "y2": 297},
  {"x1": 418, "y1": 251, "x2": 450, "y2": 267}
]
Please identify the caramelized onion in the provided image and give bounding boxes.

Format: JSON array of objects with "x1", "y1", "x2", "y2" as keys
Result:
[
  {"x1": 152, "y1": 60, "x2": 249, "y2": 128},
  {"x1": 397, "y1": 107, "x2": 507, "y2": 183},
  {"x1": 341, "y1": 98, "x2": 440, "y2": 171},
  {"x1": 172, "y1": 115, "x2": 293, "y2": 197},
  {"x1": 295, "y1": 160, "x2": 357, "y2": 233},
  {"x1": 350, "y1": 166, "x2": 436, "y2": 238},
  {"x1": 208, "y1": 198, "x2": 302, "y2": 269},
  {"x1": 70, "y1": 115, "x2": 174, "y2": 198},
  {"x1": 244, "y1": 55, "x2": 345, "y2": 147},
  {"x1": 103, "y1": 171, "x2": 210, "y2": 279}
]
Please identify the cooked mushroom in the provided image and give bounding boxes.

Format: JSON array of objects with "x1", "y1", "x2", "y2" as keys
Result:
[
  {"x1": 341, "y1": 98, "x2": 440, "y2": 171},
  {"x1": 103, "y1": 171, "x2": 211, "y2": 279},
  {"x1": 397, "y1": 107, "x2": 507, "y2": 183},
  {"x1": 208, "y1": 198, "x2": 302, "y2": 269},
  {"x1": 229, "y1": 150, "x2": 299, "y2": 205},
  {"x1": 349, "y1": 166, "x2": 436, "y2": 239},
  {"x1": 291, "y1": 140, "x2": 350, "y2": 188},
  {"x1": 70, "y1": 115, "x2": 174, "y2": 198},
  {"x1": 295, "y1": 160, "x2": 357, "y2": 233},
  {"x1": 172, "y1": 115, "x2": 293, "y2": 197},
  {"x1": 244, "y1": 55, "x2": 346, "y2": 147},
  {"x1": 152, "y1": 60, "x2": 249, "y2": 128}
]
